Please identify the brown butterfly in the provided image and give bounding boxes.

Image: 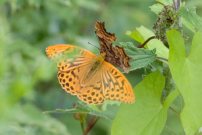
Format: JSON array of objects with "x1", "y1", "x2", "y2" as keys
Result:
[{"x1": 95, "y1": 21, "x2": 130, "y2": 73}]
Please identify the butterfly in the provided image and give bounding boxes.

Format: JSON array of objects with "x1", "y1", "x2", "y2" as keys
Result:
[
  {"x1": 95, "y1": 21, "x2": 130, "y2": 73},
  {"x1": 46, "y1": 44, "x2": 135, "y2": 104}
]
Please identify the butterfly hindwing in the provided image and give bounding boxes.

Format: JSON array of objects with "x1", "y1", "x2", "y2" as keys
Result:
[
  {"x1": 77, "y1": 81, "x2": 104, "y2": 104},
  {"x1": 101, "y1": 62, "x2": 135, "y2": 103}
]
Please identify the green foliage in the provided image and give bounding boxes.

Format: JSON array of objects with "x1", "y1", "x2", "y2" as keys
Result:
[
  {"x1": 44, "y1": 102, "x2": 118, "y2": 120},
  {"x1": 0, "y1": 0, "x2": 157, "y2": 135},
  {"x1": 111, "y1": 72, "x2": 178, "y2": 135},
  {"x1": 180, "y1": 6, "x2": 202, "y2": 32},
  {"x1": 1, "y1": 0, "x2": 202, "y2": 135},
  {"x1": 126, "y1": 26, "x2": 169, "y2": 59},
  {"x1": 167, "y1": 30, "x2": 202, "y2": 134},
  {"x1": 118, "y1": 42, "x2": 156, "y2": 71},
  {"x1": 0, "y1": 104, "x2": 70, "y2": 135}
]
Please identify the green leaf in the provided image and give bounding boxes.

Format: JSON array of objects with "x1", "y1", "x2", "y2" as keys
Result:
[
  {"x1": 126, "y1": 30, "x2": 144, "y2": 43},
  {"x1": 150, "y1": 0, "x2": 175, "y2": 14},
  {"x1": 167, "y1": 30, "x2": 202, "y2": 134},
  {"x1": 118, "y1": 42, "x2": 156, "y2": 71},
  {"x1": 127, "y1": 26, "x2": 169, "y2": 59},
  {"x1": 150, "y1": 4, "x2": 163, "y2": 15},
  {"x1": 162, "y1": 108, "x2": 185, "y2": 135},
  {"x1": 111, "y1": 72, "x2": 179, "y2": 135},
  {"x1": 180, "y1": 6, "x2": 202, "y2": 32},
  {"x1": 162, "y1": 92, "x2": 185, "y2": 135}
]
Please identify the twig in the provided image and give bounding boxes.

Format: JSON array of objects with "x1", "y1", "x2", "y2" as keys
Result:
[
  {"x1": 83, "y1": 116, "x2": 99, "y2": 135},
  {"x1": 138, "y1": 36, "x2": 156, "y2": 48}
]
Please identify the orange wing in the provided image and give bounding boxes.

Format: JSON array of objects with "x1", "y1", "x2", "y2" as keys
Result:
[
  {"x1": 46, "y1": 44, "x2": 97, "y2": 96},
  {"x1": 46, "y1": 44, "x2": 96, "y2": 71},
  {"x1": 46, "y1": 44, "x2": 75, "y2": 58},
  {"x1": 101, "y1": 62, "x2": 135, "y2": 103},
  {"x1": 76, "y1": 60, "x2": 135, "y2": 104},
  {"x1": 46, "y1": 44, "x2": 135, "y2": 104}
]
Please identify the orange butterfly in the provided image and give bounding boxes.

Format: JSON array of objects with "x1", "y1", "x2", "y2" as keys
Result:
[{"x1": 46, "y1": 44, "x2": 135, "y2": 104}]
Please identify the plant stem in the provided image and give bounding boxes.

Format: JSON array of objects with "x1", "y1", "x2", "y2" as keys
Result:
[
  {"x1": 80, "y1": 119, "x2": 85, "y2": 134},
  {"x1": 138, "y1": 36, "x2": 156, "y2": 48},
  {"x1": 169, "y1": 106, "x2": 180, "y2": 116},
  {"x1": 156, "y1": 1, "x2": 166, "y2": 7},
  {"x1": 83, "y1": 116, "x2": 99, "y2": 135},
  {"x1": 156, "y1": 56, "x2": 168, "y2": 63}
]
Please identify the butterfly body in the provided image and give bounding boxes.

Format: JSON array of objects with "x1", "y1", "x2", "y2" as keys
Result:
[
  {"x1": 83, "y1": 54, "x2": 105, "y2": 84},
  {"x1": 46, "y1": 44, "x2": 135, "y2": 104}
]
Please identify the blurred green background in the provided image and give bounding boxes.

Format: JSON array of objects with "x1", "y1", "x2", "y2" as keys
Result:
[{"x1": 0, "y1": 0, "x2": 202, "y2": 135}]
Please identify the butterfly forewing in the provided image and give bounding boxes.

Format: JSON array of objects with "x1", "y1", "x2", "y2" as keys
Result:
[
  {"x1": 46, "y1": 44, "x2": 96, "y2": 96},
  {"x1": 46, "y1": 44, "x2": 95, "y2": 71},
  {"x1": 58, "y1": 68, "x2": 80, "y2": 95}
]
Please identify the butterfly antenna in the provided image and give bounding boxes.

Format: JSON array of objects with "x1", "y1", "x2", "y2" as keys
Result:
[{"x1": 88, "y1": 42, "x2": 100, "y2": 51}]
